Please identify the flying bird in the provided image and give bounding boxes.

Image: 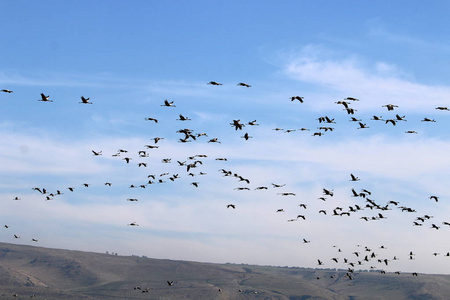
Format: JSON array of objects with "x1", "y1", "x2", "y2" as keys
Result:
[
  {"x1": 290, "y1": 96, "x2": 304, "y2": 102},
  {"x1": 38, "y1": 93, "x2": 53, "y2": 102},
  {"x1": 161, "y1": 99, "x2": 176, "y2": 107},
  {"x1": 79, "y1": 96, "x2": 92, "y2": 104}
]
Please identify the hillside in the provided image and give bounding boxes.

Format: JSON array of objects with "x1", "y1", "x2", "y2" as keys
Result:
[{"x1": 0, "y1": 242, "x2": 449, "y2": 299}]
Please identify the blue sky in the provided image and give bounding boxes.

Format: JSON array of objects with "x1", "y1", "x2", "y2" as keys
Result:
[{"x1": 1, "y1": 1, "x2": 450, "y2": 275}]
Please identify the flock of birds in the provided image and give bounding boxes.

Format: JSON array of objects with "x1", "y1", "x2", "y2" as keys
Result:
[{"x1": 1, "y1": 81, "x2": 450, "y2": 293}]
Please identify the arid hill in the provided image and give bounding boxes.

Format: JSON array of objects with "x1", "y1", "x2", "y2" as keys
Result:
[{"x1": 0, "y1": 242, "x2": 449, "y2": 299}]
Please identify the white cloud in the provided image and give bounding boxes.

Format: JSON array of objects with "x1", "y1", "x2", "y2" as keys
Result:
[{"x1": 282, "y1": 45, "x2": 450, "y2": 112}]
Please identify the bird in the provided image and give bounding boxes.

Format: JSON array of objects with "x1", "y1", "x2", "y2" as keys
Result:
[
  {"x1": 1, "y1": 89, "x2": 13, "y2": 93},
  {"x1": 357, "y1": 122, "x2": 369, "y2": 129},
  {"x1": 385, "y1": 119, "x2": 397, "y2": 126},
  {"x1": 167, "y1": 281, "x2": 174, "y2": 286},
  {"x1": 323, "y1": 188, "x2": 334, "y2": 197},
  {"x1": 421, "y1": 118, "x2": 436, "y2": 122},
  {"x1": 177, "y1": 114, "x2": 191, "y2": 121},
  {"x1": 128, "y1": 222, "x2": 139, "y2": 226},
  {"x1": 429, "y1": 195, "x2": 439, "y2": 202},
  {"x1": 92, "y1": 150, "x2": 102, "y2": 156},
  {"x1": 79, "y1": 96, "x2": 92, "y2": 104},
  {"x1": 161, "y1": 99, "x2": 176, "y2": 107},
  {"x1": 241, "y1": 132, "x2": 253, "y2": 140},
  {"x1": 227, "y1": 204, "x2": 236, "y2": 209},
  {"x1": 145, "y1": 117, "x2": 158, "y2": 123},
  {"x1": 382, "y1": 104, "x2": 398, "y2": 111},
  {"x1": 272, "y1": 183, "x2": 286, "y2": 188},
  {"x1": 290, "y1": 96, "x2": 304, "y2": 102},
  {"x1": 237, "y1": 82, "x2": 251, "y2": 87},
  {"x1": 207, "y1": 138, "x2": 221, "y2": 143},
  {"x1": 38, "y1": 93, "x2": 53, "y2": 102},
  {"x1": 350, "y1": 174, "x2": 360, "y2": 181},
  {"x1": 230, "y1": 119, "x2": 245, "y2": 130},
  {"x1": 345, "y1": 97, "x2": 359, "y2": 101},
  {"x1": 152, "y1": 137, "x2": 164, "y2": 143},
  {"x1": 207, "y1": 81, "x2": 222, "y2": 85}
]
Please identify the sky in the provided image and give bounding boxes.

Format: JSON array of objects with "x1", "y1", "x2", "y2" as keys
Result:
[{"x1": 1, "y1": 1, "x2": 450, "y2": 275}]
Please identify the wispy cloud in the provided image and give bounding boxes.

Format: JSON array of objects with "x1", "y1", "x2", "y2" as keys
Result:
[{"x1": 281, "y1": 45, "x2": 450, "y2": 112}]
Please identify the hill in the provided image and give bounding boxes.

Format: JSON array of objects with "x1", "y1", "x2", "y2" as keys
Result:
[{"x1": 0, "y1": 242, "x2": 449, "y2": 299}]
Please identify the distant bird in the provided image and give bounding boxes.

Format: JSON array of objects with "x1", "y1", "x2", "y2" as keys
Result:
[
  {"x1": 323, "y1": 188, "x2": 334, "y2": 197},
  {"x1": 350, "y1": 174, "x2": 360, "y2": 181},
  {"x1": 382, "y1": 104, "x2": 398, "y2": 111},
  {"x1": 435, "y1": 107, "x2": 450, "y2": 111},
  {"x1": 207, "y1": 138, "x2": 221, "y2": 143},
  {"x1": 345, "y1": 97, "x2": 359, "y2": 101},
  {"x1": 208, "y1": 81, "x2": 222, "y2": 86},
  {"x1": 227, "y1": 204, "x2": 236, "y2": 209},
  {"x1": 145, "y1": 117, "x2": 158, "y2": 123},
  {"x1": 272, "y1": 183, "x2": 286, "y2": 188},
  {"x1": 344, "y1": 108, "x2": 357, "y2": 115},
  {"x1": 278, "y1": 192, "x2": 295, "y2": 196},
  {"x1": 128, "y1": 222, "x2": 139, "y2": 226},
  {"x1": 14, "y1": 234, "x2": 19, "y2": 239},
  {"x1": 405, "y1": 130, "x2": 418, "y2": 134},
  {"x1": 336, "y1": 101, "x2": 350, "y2": 108},
  {"x1": 385, "y1": 119, "x2": 397, "y2": 126},
  {"x1": 230, "y1": 119, "x2": 244, "y2": 130},
  {"x1": 241, "y1": 132, "x2": 253, "y2": 140},
  {"x1": 431, "y1": 224, "x2": 440, "y2": 230},
  {"x1": 247, "y1": 120, "x2": 259, "y2": 126},
  {"x1": 303, "y1": 239, "x2": 310, "y2": 243},
  {"x1": 177, "y1": 114, "x2": 191, "y2": 121},
  {"x1": 167, "y1": 281, "x2": 174, "y2": 286},
  {"x1": 429, "y1": 195, "x2": 439, "y2": 202},
  {"x1": 421, "y1": 118, "x2": 436, "y2": 122},
  {"x1": 357, "y1": 122, "x2": 369, "y2": 129},
  {"x1": 290, "y1": 96, "x2": 304, "y2": 102},
  {"x1": 38, "y1": 93, "x2": 53, "y2": 102},
  {"x1": 237, "y1": 82, "x2": 251, "y2": 87},
  {"x1": 1, "y1": 89, "x2": 13, "y2": 93},
  {"x1": 32, "y1": 238, "x2": 38, "y2": 242},
  {"x1": 92, "y1": 150, "x2": 102, "y2": 156},
  {"x1": 79, "y1": 96, "x2": 92, "y2": 104},
  {"x1": 161, "y1": 99, "x2": 176, "y2": 107}
]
